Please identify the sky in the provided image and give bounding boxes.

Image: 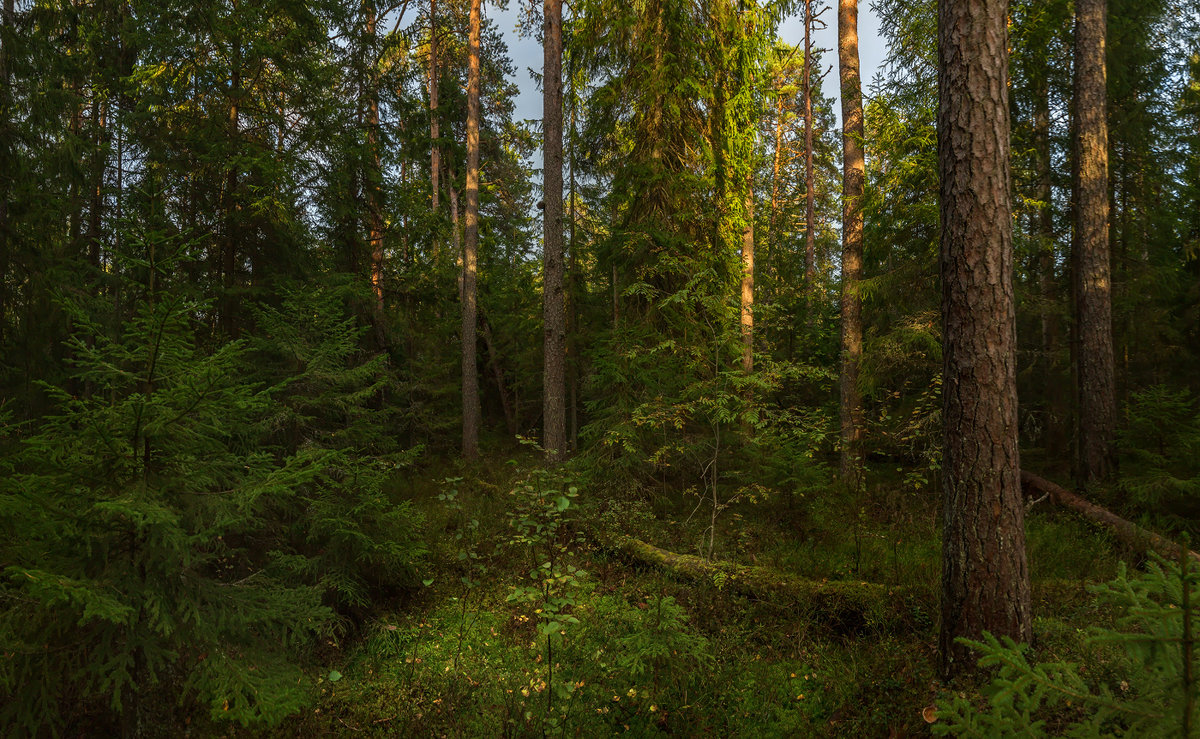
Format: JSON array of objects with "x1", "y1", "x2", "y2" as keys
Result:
[{"x1": 490, "y1": 1, "x2": 889, "y2": 139}]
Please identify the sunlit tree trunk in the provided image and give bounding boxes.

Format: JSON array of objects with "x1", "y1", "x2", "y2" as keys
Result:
[
  {"x1": 365, "y1": 0, "x2": 385, "y2": 319},
  {"x1": 461, "y1": 0, "x2": 482, "y2": 460},
  {"x1": 838, "y1": 0, "x2": 865, "y2": 486},
  {"x1": 1073, "y1": 0, "x2": 1116, "y2": 486},
  {"x1": 803, "y1": 0, "x2": 816, "y2": 284},
  {"x1": 543, "y1": 0, "x2": 566, "y2": 459},
  {"x1": 937, "y1": 0, "x2": 1032, "y2": 679}
]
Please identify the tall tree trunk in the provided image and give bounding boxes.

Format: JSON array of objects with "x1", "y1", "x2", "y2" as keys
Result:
[
  {"x1": 222, "y1": 32, "x2": 241, "y2": 337},
  {"x1": 937, "y1": 0, "x2": 1032, "y2": 679},
  {"x1": 740, "y1": 187, "x2": 755, "y2": 374},
  {"x1": 837, "y1": 0, "x2": 865, "y2": 486},
  {"x1": 542, "y1": 0, "x2": 566, "y2": 459},
  {"x1": 568, "y1": 58, "x2": 580, "y2": 452},
  {"x1": 1, "y1": 0, "x2": 15, "y2": 346},
  {"x1": 429, "y1": 0, "x2": 439, "y2": 213},
  {"x1": 769, "y1": 93, "x2": 784, "y2": 253},
  {"x1": 1033, "y1": 70, "x2": 1062, "y2": 456},
  {"x1": 365, "y1": 0, "x2": 384, "y2": 320},
  {"x1": 88, "y1": 97, "x2": 107, "y2": 273},
  {"x1": 461, "y1": 0, "x2": 482, "y2": 460},
  {"x1": 1073, "y1": 0, "x2": 1116, "y2": 486},
  {"x1": 803, "y1": 0, "x2": 816, "y2": 284}
]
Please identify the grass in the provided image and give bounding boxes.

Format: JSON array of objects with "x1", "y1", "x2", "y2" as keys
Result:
[{"x1": 252, "y1": 453, "x2": 1131, "y2": 737}]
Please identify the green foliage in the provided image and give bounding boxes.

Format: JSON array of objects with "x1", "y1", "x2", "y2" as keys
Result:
[
  {"x1": 0, "y1": 294, "x2": 332, "y2": 732},
  {"x1": 936, "y1": 557, "x2": 1200, "y2": 737},
  {"x1": 250, "y1": 284, "x2": 427, "y2": 609},
  {"x1": 1119, "y1": 386, "x2": 1200, "y2": 532}
]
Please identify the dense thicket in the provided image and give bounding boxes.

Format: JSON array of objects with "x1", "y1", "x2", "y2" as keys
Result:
[{"x1": 2, "y1": 0, "x2": 1199, "y2": 732}]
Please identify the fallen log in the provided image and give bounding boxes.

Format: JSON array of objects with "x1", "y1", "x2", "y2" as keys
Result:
[
  {"x1": 614, "y1": 537, "x2": 928, "y2": 633},
  {"x1": 1021, "y1": 470, "x2": 1200, "y2": 565}
]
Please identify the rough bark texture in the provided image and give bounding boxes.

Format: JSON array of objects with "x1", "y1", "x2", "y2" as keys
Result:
[
  {"x1": 937, "y1": 0, "x2": 1032, "y2": 679},
  {"x1": 1073, "y1": 0, "x2": 1117, "y2": 486},
  {"x1": 1022, "y1": 471, "x2": 1200, "y2": 565},
  {"x1": 838, "y1": 0, "x2": 865, "y2": 486},
  {"x1": 461, "y1": 0, "x2": 481, "y2": 460},
  {"x1": 542, "y1": 0, "x2": 566, "y2": 460}
]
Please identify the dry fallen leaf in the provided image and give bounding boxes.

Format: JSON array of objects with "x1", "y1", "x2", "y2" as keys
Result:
[{"x1": 922, "y1": 704, "x2": 938, "y2": 723}]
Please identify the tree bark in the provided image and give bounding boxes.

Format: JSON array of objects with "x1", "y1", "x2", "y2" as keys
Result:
[
  {"x1": 1073, "y1": 0, "x2": 1116, "y2": 486},
  {"x1": 461, "y1": 0, "x2": 482, "y2": 460},
  {"x1": 803, "y1": 0, "x2": 816, "y2": 285},
  {"x1": 937, "y1": 0, "x2": 1032, "y2": 679},
  {"x1": 1033, "y1": 69, "x2": 1063, "y2": 457},
  {"x1": 838, "y1": 0, "x2": 865, "y2": 486},
  {"x1": 740, "y1": 186, "x2": 755, "y2": 374},
  {"x1": 222, "y1": 31, "x2": 241, "y2": 337},
  {"x1": 365, "y1": 0, "x2": 385, "y2": 320},
  {"x1": 429, "y1": 0, "x2": 440, "y2": 214},
  {"x1": 542, "y1": 0, "x2": 566, "y2": 459}
]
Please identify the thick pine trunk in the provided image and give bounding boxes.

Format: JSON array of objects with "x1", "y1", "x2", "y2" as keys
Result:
[
  {"x1": 461, "y1": 0, "x2": 481, "y2": 460},
  {"x1": 937, "y1": 0, "x2": 1032, "y2": 678},
  {"x1": 1073, "y1": 0, "x2": 1116, "y2": 486},
  {"x1": 838, "y1": 0, "x2": 865, "y2": 486},
  {"x1": 542, "y1": 0, "x2": 566, "y2": 459}
]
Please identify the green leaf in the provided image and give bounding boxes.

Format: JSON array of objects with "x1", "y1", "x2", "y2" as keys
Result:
[{"x1": 328, "y1": 670, "x2": 342, "y2": 683}]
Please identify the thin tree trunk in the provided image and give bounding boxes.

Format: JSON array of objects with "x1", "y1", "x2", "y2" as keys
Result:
[
  {"x1": 461, "y1": 0, "x2": 482, "y2": 460},
  {"x1": 365, "y1": 0, "x2": 385, "y2": 320},
  {"x1": 837, "y1": 0, "x2": 865, "y2": 486},
  {"x1": 88, "y1": 96, "x2": 108, "y2": 273},
  {"x1": 740, "y1": 187, "x2": 755, "y2": 374},
  {"x1": 1033, "y1": 72, "x2": 1061, "y2": 456},
  {"x1": 1, "y1": 0, "x2": 15, "y2": 346},
  {"x1": 937, "y1": 0, "x2": 1032, "y2": 679},
  {"x1": 429, "y1": 0, "x2": 439, "y2": 213},
  {"x1": 769, "y1": 93, "x2": 784, "y2": 253},
  {"x1": 222, "y1": 32, "x2": 241, "y2": 336},
  {"x1": 803, "y1": 0, "x2": 816, "y2": 284},
  {"x1": 482, "y1": 318, "x2": 518, "y2": 437},
  {"x1": 1073, "y1": 0, "x2": 1116, "y2": 486},
  {"x1": 568, "y1": 61, "x2": 579, "y2": 452},
  {"x1": 542, "y1": 0, "x2": 566, "y2": 459}
]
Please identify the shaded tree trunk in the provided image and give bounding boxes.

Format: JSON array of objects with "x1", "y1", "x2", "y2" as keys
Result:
[
  {"x1": 1073, "y1": 0, "x2": 1116, "y2": 486},
  {"x1": 542, "y1": 0, "x2": 566, "y2": 459},
  {"x1": 461, "y1": 0, "x2": 482, "y2": 460},
  {"x1": 937, "y1": 0, "x2": 1032, "y2": 679},
  {"x1": 1033, "y1": 70, "x2": 1063, "y2": 456},
  {"x1": 222, "y1": 33, "x2": 241, "y2": 337},
  {"x1": 838, "y1": 0, "x2": 865, "y2": 485}
]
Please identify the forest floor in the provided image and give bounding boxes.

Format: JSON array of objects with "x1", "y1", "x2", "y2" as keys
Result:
[{"x1": 268, "y1": 448, "x2": 1130, "y2": 738}]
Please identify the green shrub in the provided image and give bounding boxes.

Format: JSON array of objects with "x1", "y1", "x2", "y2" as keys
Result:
[
  {"x1": 0, "y1": 295, "x2": 332, "y2": 732},
  {"x1": 935, "y1": 555, "x2": 1200, "y2": 737}
]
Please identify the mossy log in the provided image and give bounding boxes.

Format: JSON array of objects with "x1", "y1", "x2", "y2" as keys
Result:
[
  {"x1": 614, "y1": 537, "x2": 930, "y2": 633},
  {"x1": 1022, "y1": 470, "x2": 1200, "y2": 565}
]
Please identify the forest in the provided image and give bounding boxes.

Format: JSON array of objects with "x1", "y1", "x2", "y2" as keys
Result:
[{"x1": 1, "y1": 0, "x2": 1199, "y2": 735}]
